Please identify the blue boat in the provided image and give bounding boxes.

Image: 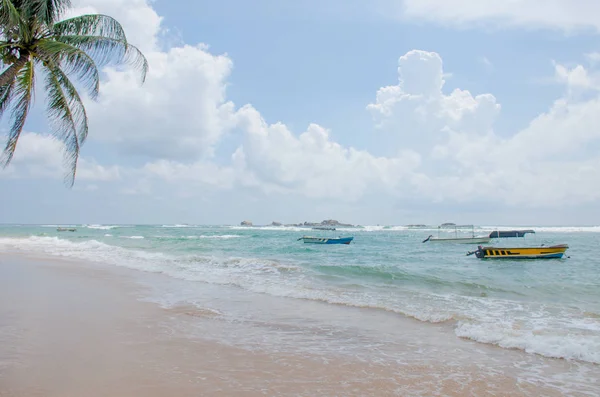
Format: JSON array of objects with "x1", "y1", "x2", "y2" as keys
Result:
[{"x1": 297, "y1": 236, "x2": 354, "y2": 245}]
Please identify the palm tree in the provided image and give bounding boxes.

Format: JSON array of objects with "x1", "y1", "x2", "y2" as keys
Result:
[{"x1": 0, "y1": 0, "x2": 147, "y2": 185}]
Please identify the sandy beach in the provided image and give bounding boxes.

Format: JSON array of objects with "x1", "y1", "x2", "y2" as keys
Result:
[{"x1": 0, "y1": 253, "x2": 595, "y2": 396}]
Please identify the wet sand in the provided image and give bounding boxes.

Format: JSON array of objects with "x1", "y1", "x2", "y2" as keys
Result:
[{"x1": 0, "y1": 255, "x2": 589, "y2": 396}]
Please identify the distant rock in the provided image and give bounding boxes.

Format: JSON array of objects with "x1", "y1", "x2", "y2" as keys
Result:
[
  {"x1": 271, "y1": 222, "x2": 282, "y2": 226},
  {"x1": 320, "y1": 219, "x2": 354, "y2": 227},
  {"x1": 240, "y1": 220, "x2": 253, "y2": 226},
  {"x1": 440, "y1": 222, "x2": 456, "y2": 227},
  {"x1": 407, "y1": 224, "x2": 427, "y2": 228},
  {"x1": 282, "y1": 219, "x2": 354, "y2": 228}
]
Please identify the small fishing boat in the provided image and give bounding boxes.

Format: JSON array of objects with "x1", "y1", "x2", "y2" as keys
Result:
[
  {"x1": 297, "y1": 236, "x2": 354, "y2": 245},
  {"x1": 488, "y1": 229, "x2": 535, "y2": 238},
  {"x1": 56, "y1": 227, "x2": 76, "y2": 232},
  {"x1": 467, "y1": 244, "x2": 569, "y2": 259},
  {"x1": 423, "y1": 225, "x2": 491, "y2": 244},
  {"x1": 313, "y1": 227, "x2": 336, "y2": 231}
]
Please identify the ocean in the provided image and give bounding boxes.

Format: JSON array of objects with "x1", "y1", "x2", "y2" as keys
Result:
[{"x1": 1, "y1": 224, "x2": 599, "y2": 394}]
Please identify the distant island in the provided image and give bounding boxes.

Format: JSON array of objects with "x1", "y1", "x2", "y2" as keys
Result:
[
  {"x1": 440, "y1": 222, "x2": 456, "y2": 227},
  {"x1": 240, "y1": 219, "x2": 354, "y2": 227}
]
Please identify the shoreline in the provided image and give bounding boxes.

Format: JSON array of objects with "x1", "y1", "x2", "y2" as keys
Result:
[{"x1": 0, "y1": 253, "x2": 597, "y2": 396}]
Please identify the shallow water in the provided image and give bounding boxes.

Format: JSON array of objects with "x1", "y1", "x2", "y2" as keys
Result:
[{"x1": 0, "y1": 224, "x2": 599, "y2": 372}]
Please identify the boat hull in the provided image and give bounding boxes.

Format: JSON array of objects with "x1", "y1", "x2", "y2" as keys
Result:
[
  {"x1": 428, "y1": 237, "x2": 492, "y2": 244},
  {"x1": 474, "y1": 245, "x2": 568, "y2": 259},
  {"x1": 300, "y1": 236, "x2": 353, "y2": 245}
]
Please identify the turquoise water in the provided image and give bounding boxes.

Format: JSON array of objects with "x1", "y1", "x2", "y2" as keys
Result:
[{"x1": 1, "y1": 224, "x2": 599, "y2": 365}]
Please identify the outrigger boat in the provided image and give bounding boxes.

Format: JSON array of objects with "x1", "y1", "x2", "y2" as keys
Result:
[
  {"x1": 56, "y1": 227, "x2": 76, "y2": 232},
  {"x1": 297, "y1": 236, "x2": 354, "y2": 245},
  {"x1": 423, "y1": 225, "x2": 491, "y2": 244},
  {"x1": 488, "y1": 229, "x2": 535, "y2": 238},
  {"x1": 467, "y1": 244, "x2": 569, "y2": 259}
]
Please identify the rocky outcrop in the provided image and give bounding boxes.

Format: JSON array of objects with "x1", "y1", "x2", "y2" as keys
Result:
[
  {"x1": 240, "y1": 220, "x2": 253, "y2": 226},
  {"x1": 271, "y1": 222, "x2": 282, "y2": 226},
  {"x1": 285, "y1": 219, "x2": 354, "y2": 228},
  {"x1": 320, "y1": 219, "x2": 353, "y2": 227}
]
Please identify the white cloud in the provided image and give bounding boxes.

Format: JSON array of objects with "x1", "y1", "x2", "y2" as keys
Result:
[
  {"x1": 585, "y1": 52, "x2": 600, "y2": 65},
  {"x1": 67, "y1": 0, "x2": 236, "y2": 162},
  {"x1": 1, "y1": 133, "x2": 121, "y2": 182},
  {"x1": 142, "y1": 159, "x2": 238, "y2": 188},
  {"x1": 233, "y1": 105, "x2": 422, "y2": 200},
  {"x1": 400, "y1": 0, "x2": 600, "y2": 32},
  {"x1": 85, "y1": 45, "x2": 236, "y2": 160},
  {"x1": 77, "y1": 159, "x2": 121, "y2": 181},
  {"x1": 367, "y1": 50, "x2": 501, "y2": 155},
  {"x1": 70, "y1": 0, "x2": 162, "y2": 53},
  {"x1": 365, "y1": 50, "x2": 600, "y2": 206}
]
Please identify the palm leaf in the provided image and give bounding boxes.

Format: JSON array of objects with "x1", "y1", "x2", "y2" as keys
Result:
[
  {"x1": 12, "y1": 0, "x2": 72, "y2": 25},
  {"x1": 55, "y1": 35, "x2": 148, "y2": 82},
  {"x1": 43, "y1": 60, "x2": 84, "y2": 186},
  {"x1": 1, "y1": 58, "x2": 34, "y2": 168},
  {"x1": 44, "y1": 59, "x2": 87, "y2": 143},
  {"x1": 0, "y1": 0, "x2": 33, "y2": 44},
  {"x1": 0, "y1": 78, "x2": 15, "y2": 118},
  {"x1": 35, "y1": 38, "x2": 99, "y2": 98},
  {"x1": 0, "y1": 0, "x2": 23, "y2": 30},
  {"x1": 53, "y1": 14, "x2": 127, "y2": 41}
]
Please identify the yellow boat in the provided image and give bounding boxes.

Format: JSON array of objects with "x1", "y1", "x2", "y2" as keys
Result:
[{"x1": 468, "y1": 244, "x2": 569, "y2": 259}]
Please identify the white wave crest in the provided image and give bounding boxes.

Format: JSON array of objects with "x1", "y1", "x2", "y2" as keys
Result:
[
  {"x1": 85, "y1": 224, "x2": 119, "y2": 230},
  {"x1": 480, "y1": 226, "x2": 600, "y2": 233},
  {"x1": 229, "y1": 226, "x2": 309, "y2": 232},
  {"x1": 456, "y1": 321, "x2": 600, "y2": 364}
]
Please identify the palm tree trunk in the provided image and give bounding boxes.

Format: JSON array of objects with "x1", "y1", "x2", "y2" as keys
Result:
[{"x1": 0, "y1": 54, "x2": 29, "y2": 87}]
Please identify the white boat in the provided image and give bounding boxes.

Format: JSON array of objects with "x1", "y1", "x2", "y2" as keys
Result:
[{"x1": 422, "y1": 225, "x2": 491, "y2": 244}]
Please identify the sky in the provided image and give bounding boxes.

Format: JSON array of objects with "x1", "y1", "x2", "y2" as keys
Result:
[{"x1": 2, "y1": 0, "x2": 600, "y2": 226}]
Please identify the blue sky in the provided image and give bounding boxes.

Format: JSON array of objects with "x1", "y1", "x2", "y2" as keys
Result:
[{"x1": 2, "y1": 0, "x2": 600, "y2": 225}]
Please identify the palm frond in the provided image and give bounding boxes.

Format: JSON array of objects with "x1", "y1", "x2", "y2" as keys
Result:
[
  {"x1": 35, "y1": 38, "x2": 99, "y2": 98},
  {"x1": 43, "y1": 60, "x2": 83, "y2": 186},
  {"x1": 13, "y1": 0, "x2": 72, "y2": 25},
  {"x1": 44, "y1": 59, "x2": 87, "y2": 143},
  {"x1": 1, "y1": 57, "x2": 34, "y2": 168},
  {"x1": 0, "y1": 0, "x2": 33, "y2": 44},
  {"x1": 0, "y1": 78, "x2": 15, "y2": 119},
  {"x1": 55, "y1": 35, "x2": 148, "y2": 82},
  {"x1": 53, "y1": 14, "x2": 126, "y2": 41},
  {"x1": 0, "y1": 0, "x2": 23, "y2": 30}
]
